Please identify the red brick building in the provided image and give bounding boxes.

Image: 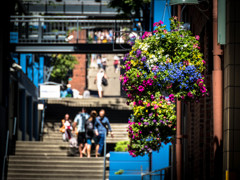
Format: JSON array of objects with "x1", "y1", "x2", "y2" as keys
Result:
[{"x1": 68, "y1": 30, "x2": 87, "y2": 95}]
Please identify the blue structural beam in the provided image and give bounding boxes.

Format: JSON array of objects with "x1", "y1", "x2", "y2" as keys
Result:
[
  {"x1": 20, "y1": 54, "x2": 27, "y2": 74},
  {"x1": 38, "y1": 56, "x2": 44, "y2": 84},
  {"x1": 33, "y1": 62, "x2": 39, "y2": 87},
  {"x1": 27, "y1": 54, "x2": 33, "y2": 81}
]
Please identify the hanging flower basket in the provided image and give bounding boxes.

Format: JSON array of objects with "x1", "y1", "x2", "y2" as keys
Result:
[
  {"x1": 121, "y1": 17, "x2": 207, "y2": 103},
  {"x1": 121, "y1": 17, "x2": 207, "y2": 157},
  {"x1": 127, "y1": 96, "x2": 176, "y2": 157}
]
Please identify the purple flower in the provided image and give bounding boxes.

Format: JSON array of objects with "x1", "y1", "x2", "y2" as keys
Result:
[
  {"x1": 136, "y1": 49, "x2": 141, "y2": 58},
  {"x1": 138, "y1": 85, "x2": 145, "y2": 92},
  {"x1": 149, "y1": 113, "x2": 153, "y2": 117},
  {"x1": 141, "y1": 56, "x2": 146, "y2": 62},
  {"x1": 153, "y1": 119, "x2": 157, "y2": 123},
  {"x1": 144, "y1": 122, "x2": 149, "y2": 125},
  {"x1": 123, "y1": 56, "x2": 127, "y2": 61}
]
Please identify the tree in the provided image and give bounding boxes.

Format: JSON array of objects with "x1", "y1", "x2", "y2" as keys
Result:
[
  {"x1": 50, "y1": 54, "x2": 78, "y2": 84},
  {"x1": 108, "y1": 0, "x2": 151, "y2": 30}
]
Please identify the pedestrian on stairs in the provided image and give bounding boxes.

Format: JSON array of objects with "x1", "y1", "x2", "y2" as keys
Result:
[
  {"x1": 85, "y1": 110, "x2": 98, "y2": 158},
  {"x1": 94, "y1": 109, "x2": 114, "y2": 157},
  {"x1": 73, "y1": 108, "x2": 90, "y2": 158},
  {"x1": 59, "y1": 114, "x2": 72, "y2": 141}
]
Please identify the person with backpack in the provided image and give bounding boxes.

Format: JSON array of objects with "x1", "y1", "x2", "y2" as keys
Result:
[
  {"x1": 73, "y1": 108, "x2": 89, "y2": 158},
  {"x1": 85, "y1": 110, "x2": 98, "y2": 158},
  {"x1": 94, "y1": 69, "x2": 108, "y2": 98},
  {"x1": 94, "y1": 109, "x2": 114, "y2": 156}
]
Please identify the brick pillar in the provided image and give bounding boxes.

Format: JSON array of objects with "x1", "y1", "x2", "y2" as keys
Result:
[{"x1": 68, "y1": 30, "x2": 86, "y2": 95}]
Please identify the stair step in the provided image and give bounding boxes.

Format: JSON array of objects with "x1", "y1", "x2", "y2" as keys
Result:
[
  {"x1": 9, "y1": 155, "x2": 104, "y2": 161},
  {"x1": 7, "y1": 172, "x2": 106, "y2": 179},
  {"x1": 7, "y1": 164, "x2": 104, "y2": 170}
]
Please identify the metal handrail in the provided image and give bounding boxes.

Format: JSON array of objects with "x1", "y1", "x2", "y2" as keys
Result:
[
  {"x1": 103, "y1": 131, "x2": 107, "y2": 180},
  {"x1": 1, "y1": 130, "x2": 9, "y2": 180},
  {"x1": 141, "y1": 166, "x2": 172, "y2": 180}
]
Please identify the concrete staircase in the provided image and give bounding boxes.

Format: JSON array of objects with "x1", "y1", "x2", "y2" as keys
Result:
[
  {"x1": 88, "y1": 54, "x2": 123, "y2": 96},
  {"x1": 7, "y1": 122, "x2": 129, "y2": 180},
  {"x1": 43, "y1": 122, "x2": 128, "y2": 143}
]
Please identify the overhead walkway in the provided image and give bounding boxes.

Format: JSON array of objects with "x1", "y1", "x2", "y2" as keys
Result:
[
  {"x1": 9, "y1": 15, "x2": 140, "y2": 53},
  {"x1": 20, "y1": 0, "x2": 119, "y2": 16}
]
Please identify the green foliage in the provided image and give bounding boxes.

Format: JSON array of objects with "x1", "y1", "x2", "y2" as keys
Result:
[
  {"x1": 114, "y1": 169, "x2": 124, "y2": 175},
  {"x1": 114, "y1": 141, "x2": 129, "y2": 152},
  {"x1": 50, "y1": 54, "x2": 78, "y2": 83},
  {"x1": 108, "y1": 0, "x2": 150, "y2": 18}
]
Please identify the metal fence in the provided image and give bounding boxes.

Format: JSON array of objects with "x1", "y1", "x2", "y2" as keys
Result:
[
  {"x1": 10, "y1": 16, "x2": 136, "y2": 44},
  {"x1": 141, "y1": 166, "x2": 172, "y2": 180}
]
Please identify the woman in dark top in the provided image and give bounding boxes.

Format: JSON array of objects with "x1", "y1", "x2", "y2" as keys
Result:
[{"x1": 85, "y1": 110, "x2": 97, "y2": 158}]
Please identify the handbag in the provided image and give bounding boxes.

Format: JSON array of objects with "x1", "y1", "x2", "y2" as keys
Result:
[{"x1": 102, "y1": 76, "x2": 108, "y2": 86}]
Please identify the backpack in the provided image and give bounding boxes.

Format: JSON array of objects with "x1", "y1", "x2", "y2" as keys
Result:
[
  {"x1": 86, "y1": 120, "x2": 94, "y2": 136},
  {"x1": 102, "y1": 76, "x2": 108, "y2": 86}
]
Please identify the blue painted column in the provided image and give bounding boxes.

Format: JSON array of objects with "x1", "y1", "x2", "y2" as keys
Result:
[
  {"x1": 33, "y1": 62, "x2": 39, "y2": 87},
  {"x1": 26, "y1": 54, "x2": 33, "y2": 81},
  {"x1": 20, "y1": 54, "x2": 27, "y2": 74},
  {"x1": 39, "y1": 56, "x2": 44, "y2": 84}
]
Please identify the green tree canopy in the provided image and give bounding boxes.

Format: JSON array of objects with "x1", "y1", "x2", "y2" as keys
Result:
[
  {"x1": 50, "y1": 54, "x2": 78, "y2": 83},
  {"x1": 108, "y1": 0, "x2": 151, "y2": 30}
]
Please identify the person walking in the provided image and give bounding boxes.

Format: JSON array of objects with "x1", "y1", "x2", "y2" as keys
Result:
[
  {"x1": 113, "y1": 55, "x2": 120, "y2": 73},
  {"x1": 73, "y1": 108, "x2": 89, "y2": 158},
  {"x1": 94, "y1": 109, "x2": 114, "y2": 156},
  {"x1": 85, "y1": 110, "x2": 98, "y2": 158},
  {"x1": 96, "y1": 54, "x2": 102, "y2": 69},
  {"x1": 59, "y1": 114, "x2": 72, "y2": 141},
  {"x1": 95, "y1": 69, "x2": 107, "y2": 98}
]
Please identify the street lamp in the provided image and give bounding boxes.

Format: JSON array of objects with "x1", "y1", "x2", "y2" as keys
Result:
[{"x1": 169, "y1": 0, "x2": 199, "y2": 5}]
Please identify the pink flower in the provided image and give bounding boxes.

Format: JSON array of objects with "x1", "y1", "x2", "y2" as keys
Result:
[
  {"x1": 153, "y1": 20, "x2": 164, "y2": 27},
  {"x1": 142, "y1": 32, "x2": 152, "y2": 39},
  {"x1": 163, "y1": 30, "x2": 168, "y2": 34},
  {"x1": 138, "y1": 85, "x2": 145, "y2": 92},
  {"x1": 147, "y1": 103, "x2": 150, "y2": 107},
  {"x1": 195, "y1": 35, "x2": 200, "y2": 40},
  {"x1": 169, "y1": 94, "x2": 175, "y2": 101},
  {"x1": 153, "y1": 30, "x2": 158, "y2": 33},
  {"x1": 202, "y1": 60, "x2": 206, "y2": 64},
  {"x1": 150, "y1": 94, "x2": 155, "y2": 101},
  {"x1": 187, "y1": 92, "x2": 193, "y2": 98},
  {"x1": 166, "y1": 84, "x2": 172, "y2": 89},
  {"x1": 138, "y1": 122, "x2": 141, "y2": 126},
  {"x1": 154, "y1": 104, "x2": 158, "y2": 109},
  {"x1": 153, "y1": 75, "x2": 157, "y2": 79}
]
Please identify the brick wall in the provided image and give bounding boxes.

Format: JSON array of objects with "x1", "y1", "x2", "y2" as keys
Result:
[
  {"x1": 183, "y1": 5, "x2": 214, "y2": 180},
  {"x1": 68, "y1": 30, "x2": 86, "y2": 95}
]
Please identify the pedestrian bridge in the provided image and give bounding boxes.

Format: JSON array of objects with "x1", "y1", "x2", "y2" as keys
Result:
[{"x1": 10, "y1": 15, "x2": 143, "y2": 53}]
